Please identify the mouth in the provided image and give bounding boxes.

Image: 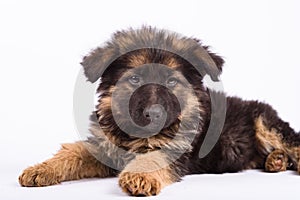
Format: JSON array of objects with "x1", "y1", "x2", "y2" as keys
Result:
[{"x1": 143, "y1": 119, "x2": 165, "y2": 133}]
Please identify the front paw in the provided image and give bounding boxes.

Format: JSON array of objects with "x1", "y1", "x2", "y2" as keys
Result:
[
  {"x1": 119, "y1": 172, "x2": 161, "y2": 196},
  {"x1": 19, "y1": 164, "x2": 59, "y2": 187}
]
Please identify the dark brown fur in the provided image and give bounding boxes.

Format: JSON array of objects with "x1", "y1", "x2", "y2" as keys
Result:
[{"x1": 19, "y1": 27, "x2": 300, "y2": 196}]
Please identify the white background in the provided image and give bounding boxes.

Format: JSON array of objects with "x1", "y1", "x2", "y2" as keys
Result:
[{"x1": 0, "y1": 0, "x2": 299, "y2": 199}]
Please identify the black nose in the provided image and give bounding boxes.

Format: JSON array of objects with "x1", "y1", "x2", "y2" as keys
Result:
[{"x1": 143, "y1": 104, "x2": 164, "y2": 120}]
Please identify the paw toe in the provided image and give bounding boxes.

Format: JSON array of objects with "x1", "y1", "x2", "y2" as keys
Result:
[
  {"x1": 19, "y1": 164, "x2": 59, "y2": 187},
  {"x1": 119, "y1": 172, "x2": 161, "y2": 196},
  {"x1": 265, "y1": 150, "x2": 288, "y2": 172}
]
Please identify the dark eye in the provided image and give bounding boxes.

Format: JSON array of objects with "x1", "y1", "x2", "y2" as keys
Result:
[
  {"x1": 129, "y1": 75, "x2": 140, "y2": 85},
  {"x1": 167, "y1": 77, "x2": 178, "y2": 87}
]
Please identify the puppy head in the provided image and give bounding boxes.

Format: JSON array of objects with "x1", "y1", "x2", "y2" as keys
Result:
[{"x1": 82, "y1": 27, "x2": 224, "y2": 141}]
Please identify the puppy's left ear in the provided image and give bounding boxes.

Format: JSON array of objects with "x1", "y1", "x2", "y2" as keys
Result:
[
  {"x1": 193, "y1": 38, "x2": 224, "y2": 74},
  {"x1": 205, "y1": 49, "x2": 224, "y2": 73},
  {"x1": 80, "y1": 47, "x2": 115, "y2": 83}
]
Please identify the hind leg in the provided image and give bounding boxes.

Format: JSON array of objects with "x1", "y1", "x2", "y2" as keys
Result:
[
  {"x1": 255, "y1": 115, "x2": 300, "y2": 174},
  {"x1": 265, "y1": 149, "x2": 289, "y2": 172},
  {"x1": 291, "y1": 147, "x2": 300, "y2": 174}
]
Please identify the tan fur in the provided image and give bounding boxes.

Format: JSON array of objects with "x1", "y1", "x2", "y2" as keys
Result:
[
  {"x1": 165, "y1": 57, "x2": 180, "y2": 68},
  {"x1": 19, "y1": 142, "x2": 113, "y2": 187},
  {"x1": 128, "y1": 51, "x2": 150, "y2": 67},
  {"x1": 98, "y1": 96, "x2": 111, "y2": 109},
  {"x1": 128, "y1": 52, "x2": 180, "y2": 69},
  {"x1": 265, "y1": 149, "x2": 288, "y2": 172},
  {"x1": 126, "y1": 49, "x2": 180, "y2": 69},
  {"x1": 119, "y1": 151, "x2": 175, "y2": 196},
  {"x1": 174, "y1": 88, "x2": 201, "y2": 119},
  {"x1": 255, "y1": 116, "x2": 284, "y2": 154},
  {"x1": 290, "y1": 147, "x2": 300, "y2": 163},
  {"x1": 255, "y1": 116, "x2": 300, "y2": 172}
]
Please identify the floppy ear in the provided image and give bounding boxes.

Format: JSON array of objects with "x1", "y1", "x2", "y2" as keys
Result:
[
  {"x1": 192, "y1": 39, "x2": 224, "y2": 73},
  {"x1": 80, "y1": 46, "x2": 116, "y2": 83},
  {"x1": 204, "y1": 47, "x2": 224, "y2": 73}
]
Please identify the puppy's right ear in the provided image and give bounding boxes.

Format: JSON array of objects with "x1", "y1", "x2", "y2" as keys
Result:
[{"x1": 80, "y1": 47, "x2": 116, "y2": 83}]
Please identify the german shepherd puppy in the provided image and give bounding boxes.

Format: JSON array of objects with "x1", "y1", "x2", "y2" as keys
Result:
[{"x1": 19, "y1": 27, "x2": 300, "y2": 196}]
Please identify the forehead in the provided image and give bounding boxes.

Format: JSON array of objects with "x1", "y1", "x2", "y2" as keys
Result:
[
  {"x1": 130, "y1": 64, "x2": 174, "y2": 77},
  {"x1": 126, "y1": 49, "x2": 181, "y2": 69}
]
